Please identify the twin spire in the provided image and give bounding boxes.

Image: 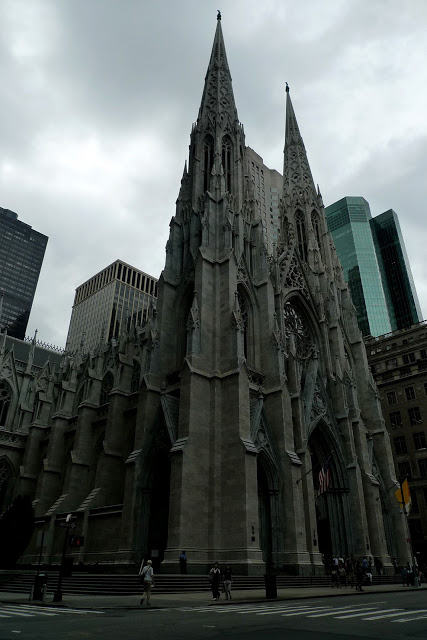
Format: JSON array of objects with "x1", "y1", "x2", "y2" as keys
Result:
[{"x1": 197, "y1": 15, "x2": 239, "y2": 132}]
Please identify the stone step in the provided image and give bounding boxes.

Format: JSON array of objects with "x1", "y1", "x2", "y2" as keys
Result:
[{"x1": 0, "y1": 572, "x2": 397, "y2": 595}]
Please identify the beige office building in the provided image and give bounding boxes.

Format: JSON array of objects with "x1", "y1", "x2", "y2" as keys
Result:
[{"x1": 66, "y1": 260, "x2": 158, "y2": 353}]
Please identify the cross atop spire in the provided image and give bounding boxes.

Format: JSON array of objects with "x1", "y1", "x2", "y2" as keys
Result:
[{"x1": 197, "y1": 16, "x2": 239, "y2": 132}]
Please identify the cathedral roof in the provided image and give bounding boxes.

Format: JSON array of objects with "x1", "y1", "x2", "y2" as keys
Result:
[
  {"x1": 283, "y1": 86, "x2": 316, "y2": 201},
  {"x1": 197, "y1": 15, "x2": 239, "y2": 132}
]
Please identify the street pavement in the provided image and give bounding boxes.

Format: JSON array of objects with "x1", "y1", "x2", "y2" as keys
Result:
[{"x1": 0, "y1": 582, "x2": 419, "y2": 610}]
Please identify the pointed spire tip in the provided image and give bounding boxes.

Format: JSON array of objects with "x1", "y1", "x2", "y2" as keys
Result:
[
  {"x1": 217, "y1": 9, "x2": 221, "y2": 20},
  {"x1": 285, "y1": 82, "x2": 290, "y2": 93}
]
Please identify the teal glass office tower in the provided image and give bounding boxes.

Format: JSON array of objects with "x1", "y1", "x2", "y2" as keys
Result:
[
  {"x1": 325, "y1": 197, "x2": 392, "y2": 337},
  {"x1": 370, "y1": 209, "x2": 422, "y2": 330},
  {"x1": 325, "y1": 197, "x2": 422, "y2": 337}
]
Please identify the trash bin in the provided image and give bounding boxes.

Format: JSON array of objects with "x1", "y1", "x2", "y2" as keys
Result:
[
  {"x1": 264, "y1": 574, "x2": 277, "y2": 599},
  {"x1": 33, "y1": 573, "x2": 47, "y2": 601}
]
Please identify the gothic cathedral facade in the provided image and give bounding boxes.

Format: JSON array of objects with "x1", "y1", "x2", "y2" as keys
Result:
[{"x1": 0, "y1": 17, "x2": 407, "y2": 574}]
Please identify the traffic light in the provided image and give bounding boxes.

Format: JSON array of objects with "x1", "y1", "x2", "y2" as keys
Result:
[{"x1": 69, "y1": 535, "x2": 85, "y2": 548}]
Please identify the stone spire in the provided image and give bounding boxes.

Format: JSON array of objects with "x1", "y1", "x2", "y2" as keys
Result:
[
  {"x1": 197, "y1": 14, "x2": 239, "y2": 132},
  {"x1": 283, "y1": 85, "x2": 316, "y2": 202}
]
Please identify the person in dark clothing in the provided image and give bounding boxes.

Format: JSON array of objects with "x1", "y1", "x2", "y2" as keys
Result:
[
  {"x1": 209, "y1": 562, "x2": 221, "y2": 600},
  {"x1": 355, "y1": 563, "x2": 364, "y2": 591},
  {"x1": 223, "y1": 565, "x2": 233, "y2": 600},
  {"x1": 179, "y1": 551, "x2": 187, "y2": 574}
]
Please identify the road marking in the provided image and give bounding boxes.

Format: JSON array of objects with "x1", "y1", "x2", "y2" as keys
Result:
[
  {"x1": 336, "y1": 608, "x2": 402, "y2": 619},
  {"x1": 308, "y1": 606, "x2": 378, "y2": 618},
  {"x1": 280, "y1": 607, "x2": 333, "y2": 617},
  {"x1": 0, "y1": 609, "x2": 34, "y2": 617},
  {"x1": 364, "y1": 609, "x2": 427, "y2": 621},
  {"x1": 393, "y1": 613, "x2": 427, "y2": 623}
]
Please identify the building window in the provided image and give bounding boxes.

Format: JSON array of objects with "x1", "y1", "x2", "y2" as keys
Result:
[
  {"x1": 390, "y1": 411, "x2": 402, "y2": 429},
  {"x1": 424, "y1": 382, "x2": 427, "y2": 396},
  {"x1": 100, "y1": 372, "x2": 114, "y2": 405},
  {"x1": 221, "y1": 136, "x2": 232, "y2": 193},
  {"x1": 295, "y1": 210, "x2": 308, "y2": 262},
  {"x1": 403, "y1": 353, "x2": 416, "y2": 364},
  {"x1": 420, "y1": 348, "x2": 427, "y2": 360},
  {"x1": 405, "y1": 386, "x2": 416, "y2": 401},
  {"x1": 0, "y1": 381, "x2": 12, "y2": 426},
  {"x1": 394, "y1": 436, "x2": 407, "y2": 454},
  {"x1": 400, "y1": 366, "x2": 411, "y2": 377},
  {"x1": 398, "y1": 461, "x2": 412, "y2": 480},
  {"x1": 413, "y1": 432, "x2": 427, "y2": 450},
  {"x1": 386, "y1": 358, "x2": 397, "y2": 370},
  {"x1": 411, "y1": 491, "x2": 420, "y2": 514},
  {"x1": 387, "y1": 391, "x2": 397, "y2": 406},
  {"x1": 131, "y1": 360, "x2": 141, "y2": 394},
  {"x1": 203, "y1": 135, "x2": 214, "y2": 192},
  {"x1": 418, "y1": 459, "x2": 427, "y2": 478},
  {"x1": 409, "y1": 407, "x2": 422, "y2": 426}
]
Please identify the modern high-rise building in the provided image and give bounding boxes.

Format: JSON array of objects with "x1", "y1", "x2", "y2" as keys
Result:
[
  {"x1": 325, "y1": 197, "x2": 422, "y2": 337},
  {"x1": 325, "y1": 197, "x2": 392, "y2": 337},
  {"x1": 246, "y1": 148, "x2": 282, "y2": 250},
  {"x1": 66, "y1": 259, "x2": 158, "y2": 353},
  {"x1": 371, "y1": 209, "x2": 423, "y2": 331},
  {"x1": 0, "y1": 207, "x2": 48, "y2": 340}
]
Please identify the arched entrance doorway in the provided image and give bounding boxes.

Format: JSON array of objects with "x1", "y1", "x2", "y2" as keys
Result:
[
  {"x1": 146, "y1": 449, "x2": 171, "y2": 572},
  {"x1": 308, "y1": 426, "x2": 351, "y2": 565}
]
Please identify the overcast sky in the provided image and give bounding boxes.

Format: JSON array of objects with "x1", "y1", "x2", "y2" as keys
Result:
[{"x1": 1, "y1": 0, "x2": 426, "y2": 348}]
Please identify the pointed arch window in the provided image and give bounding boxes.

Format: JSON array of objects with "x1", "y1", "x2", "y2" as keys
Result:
[
  {"x1": 203, "y1": 135, "x2": 214, "y2": 192},
  {"x1": 100, "y1": 372, "x2": 114, "y2": 406},
  {"x1": 0, "y1": 381, "x2": 12, "y2": 426},
  {"x1": 311, "y1": 212, "x2": 321, "y2": 248},
  {"x1": 295, "y1": 210, "x2": 308, "y2": 263},
  {"x1": 131, "y1": 360, "x2": 141, "y2": 394},
  {"x1": 222, "y1": 136, "x2": 232, "y2": 192},
  {"x1": 0, "y1": 457, "x2": 13, "y2": 514}
]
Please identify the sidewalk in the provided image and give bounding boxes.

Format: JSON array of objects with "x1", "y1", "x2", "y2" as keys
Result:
[{"x1": 0, "y1": 583, "x2": 420, "y2": 610}]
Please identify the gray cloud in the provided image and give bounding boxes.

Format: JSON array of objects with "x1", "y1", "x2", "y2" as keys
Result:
[{"x1": 0, "y1": 0, "x2": 426, "y2": 347}]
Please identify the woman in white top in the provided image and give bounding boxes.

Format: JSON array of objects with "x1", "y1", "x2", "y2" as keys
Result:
[{"x1": 140, "y1": 560, "x2": 154, "y2": 606}]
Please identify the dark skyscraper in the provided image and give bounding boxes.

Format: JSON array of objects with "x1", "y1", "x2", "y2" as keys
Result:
[
  {"x1": 370, "y1": 209, "x2": 423, "y2": 331},
  {"x1": 0, "y1": 207, "x2": 48, "y2": 339}
]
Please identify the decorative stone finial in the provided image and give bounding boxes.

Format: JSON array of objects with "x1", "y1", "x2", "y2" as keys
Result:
[{"x1": 217, "y1": 9, "x2": 221, "y2": 20}]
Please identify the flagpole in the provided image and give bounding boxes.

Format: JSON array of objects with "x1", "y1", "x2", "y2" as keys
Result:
[
  {"x1": 296, "y1": 450, "x2": 334, "y2": 485},
  {"x1": 399, "y1": 476, "x2": 420, "y2": 588}
]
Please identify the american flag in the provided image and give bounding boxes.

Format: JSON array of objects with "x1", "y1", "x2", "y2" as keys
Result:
[{"x1": 318, "y1": 457, "x2": 331, "y2": 495}]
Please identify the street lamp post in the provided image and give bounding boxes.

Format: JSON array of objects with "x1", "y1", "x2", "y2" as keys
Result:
[{"x1": 53, "y1": 514, "x2": 73, "y2": 602}]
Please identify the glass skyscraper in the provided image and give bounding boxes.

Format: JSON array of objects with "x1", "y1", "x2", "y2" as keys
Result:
[
  {"x1": 325, "y1": 197, "x2": 422, "y2": 337},
  {"x1": 66, "y1": 259, "x2": 158, "y2": 353},
  {"x1": 370, "y1": 209, "x2": 422, "y2": 331},
  {"x1": 325, "y1": 197, "x2": 392, "y2": 337},
  {"x1": 0, "y1": 207, "x2": 48, "y2": 340}
]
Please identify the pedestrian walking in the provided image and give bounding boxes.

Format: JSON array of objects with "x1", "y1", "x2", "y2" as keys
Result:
[
  {"x1": 179, "y1": 550, "x2": 187, "y2": 574},
  {"x1": 223, "y1": 565, "x2": 233, "y2": 600},
  {"x1": 355, "y1": 563, "x2": 364, "y2": 591},
  {"x1": 140, "y1": 559, "x2": 154, "y2": 606},
  {"x1": 209, "y1": 562, "x2": 221, "y2": 600}
]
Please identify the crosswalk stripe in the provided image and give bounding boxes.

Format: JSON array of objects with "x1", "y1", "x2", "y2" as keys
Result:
[
  {"x1": 2, "y1": 606, "x2": 57, "y2": 616},
  {"x1": 336, "y1": 608, "x2": 402, "y2": 619},
  {"x1": 364, "y1": 609, "x2": 427, "y2": 621},
  {"x1": 247, "y1": 606, "x2": 314, "y2": 615},
  {"x1": 280, "y1": 607, "x2": 333, "y2": 617},
  {"x1": 0, "y1": 608, "x2": 34, "y2": 617},
  {"x1": 308, "y1": 606, "x2": 378, "y2": 618},
  {"x1": 259, "y1": 606, "x2": 330, "y2": 616},
  {"x1": 393, "y1": 614, "x2": 427, "y2": 623}
]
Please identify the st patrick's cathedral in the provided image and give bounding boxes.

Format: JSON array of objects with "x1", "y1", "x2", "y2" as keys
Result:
[{"x1": 0, "y1": 16, "x2": 408, "y2": 574}]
